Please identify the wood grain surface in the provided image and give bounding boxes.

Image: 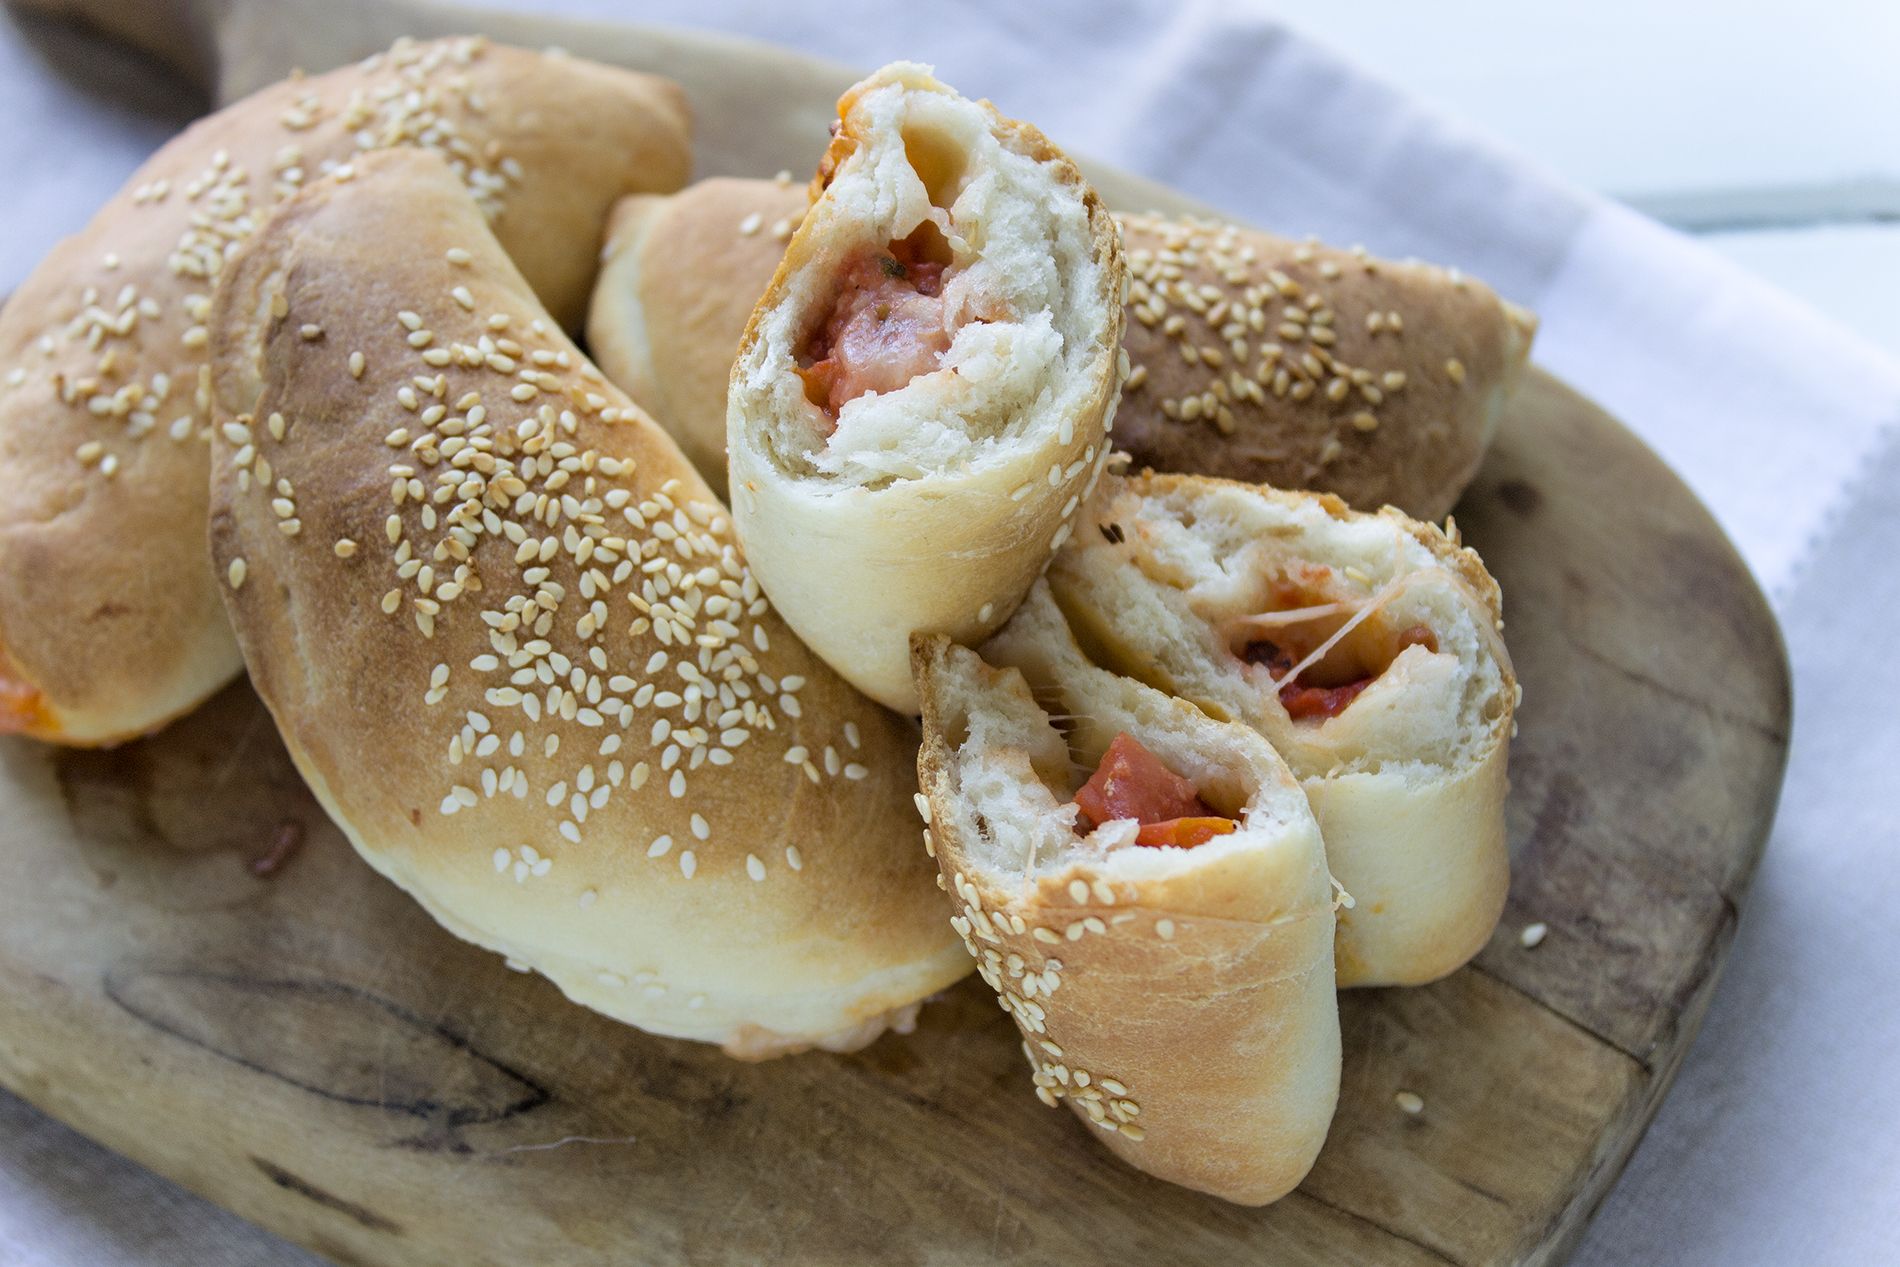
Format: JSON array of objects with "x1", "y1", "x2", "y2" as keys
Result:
[{"x1": 0, "y1": 3, "x2": 1793, "y2": 1264}]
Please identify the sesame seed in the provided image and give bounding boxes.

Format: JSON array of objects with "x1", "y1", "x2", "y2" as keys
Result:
[
  {"x1": 349, "y1": 352, "x2": 366, "y2": 378},
  {"x1": 745, "y1": 854, "x2": 766, "y2": 881},
  {"x1": 690, "y1": 813, "x2": 710, "y2": 840},
  {"x1": 679, "y1": 850, "x2": 697, "y2": 878},
  {"x1": 446, "y1": 247, "x2": 473, "y2": 266},
  {"x1": 1520, "y1": 922, "x2": 1549, "y2": 948},
  {"x1": 1155, "y1": 919, "x2": 1175, "y2": 940},
  {"x1": 737, "y1": 212, "x2": 763, "y2": 236},
  {"x1": 1395, "y1": 1091, "x2": 1425, "y2": 1115},
  {"x1": 1446, "y1": 357, "x2": 1467, "y2": 386},
  {"x1": 227, "y1": 558, "x2": 247, "y2": 589}
]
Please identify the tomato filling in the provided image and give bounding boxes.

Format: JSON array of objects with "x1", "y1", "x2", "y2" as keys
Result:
[
  {"x1": 0, "y1": 673, "x2": 52, "y2": 736},
  {"x1": 1071, "y1": 731, "x2": 1237, "y2": 848},
  {"x1": 797, "y1": 228, "x2": 955, "y2": 424},
  {"x1": 1239, "y1": 568, "x2": 1441, "y2": 723},
  {"x1": 1242, "y1": 639, "x2": 1375, "y2": 720}
]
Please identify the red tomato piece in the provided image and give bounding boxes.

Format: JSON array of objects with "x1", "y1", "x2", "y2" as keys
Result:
[
  {"x1": 1278, "y1": 677, "x2": 1373, "y2": 720},
  {"x1": 1074, "y1": 732, "x2": 1209, "y2": 828}
]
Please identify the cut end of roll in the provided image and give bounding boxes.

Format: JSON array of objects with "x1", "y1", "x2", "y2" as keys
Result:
[
  {"x1": 911, "y1": 584, "x2": 1341, "y2": 1205},
  {"x1": 727, "y1": 64, "x2": 1124, "y2": 712},
  {"x1": 735, "y1": 62, "x2": 1119, "y2": 489}
]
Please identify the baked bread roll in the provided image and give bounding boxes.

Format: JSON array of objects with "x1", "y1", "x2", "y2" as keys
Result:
[
  {"x1": 727, "y1": 63, "x2": 1125, "y2": 714},
  {"x1": 205, "y1": 146, "x2": 968, "y2": 1057},
  {"x1": 589, "y1": 177, "x2": 811, "y2": 498},
  {"x1": 1048, "y1": 472, "x2": 1515, "y2": 986},
  {"x1": 590, "y1": 183, "x2": 1533, "y2": 526},
  {"x1": 0, "y1": 36, "x2": 690, "y2": 744},
  {"x1": 913, "y1": 583, "x2": 1340, "y2": 1205},
  {"x1": 1114, "y1": 213, "x2": 1537, "y2": 522}
]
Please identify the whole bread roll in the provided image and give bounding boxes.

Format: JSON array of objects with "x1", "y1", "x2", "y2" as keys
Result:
[
  {"x1": 205, "y1": 146, "x2": 968, "y2": 1057},
  {"x1": 589, "y1": 185, "x2": 1533, "y2": 524},
  {"x1": 727, "y1": 63, "x2": 1125, "y2": 714},
  {"x1": 1115, "y1": 213, "x2": 1536, "y2": 522},
  {"x1": 0, "y1": 36, "x2": 690, "y2": 744},
  {"x1": 914, "y1": 584, "x2": 1340, "y2": 1205},
  {"x1": 1049, "y1": 472, "x2": 1516, "y2": 987},
  {"x1": 589, "y1": 177, "x2": 810, "y2": 498}
]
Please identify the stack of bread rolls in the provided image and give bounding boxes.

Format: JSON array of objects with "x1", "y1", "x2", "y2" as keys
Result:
[{"x1": 1, "y1": 41, "x2": 1533, "y2": 1205}]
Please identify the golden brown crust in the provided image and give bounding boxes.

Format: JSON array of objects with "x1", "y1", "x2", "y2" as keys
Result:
[
  {"x1": 911, "y1": 630, "x2": 1340, "y2": 1205},
  {"x1": 1113, "y1": 213, "x2": 1535, "y2": 522},
  {"x1": 587, "y1": 178, "x2": 811, "y2": 496},
  {"x1": 205, "y1": 147, "x2": 968, "y2": 1053},
  {"x1": 0, "y1": 36, "x2": 690, "y2": 744}
]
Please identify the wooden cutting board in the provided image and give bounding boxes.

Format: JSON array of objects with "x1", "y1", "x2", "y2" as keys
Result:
[{"x1": 0, "y1": 2, "x2": 1792, "y2": 1264}]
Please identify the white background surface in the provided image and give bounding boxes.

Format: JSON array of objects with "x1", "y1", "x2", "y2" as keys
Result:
[{"x1": 2, "y1": 2, "x2": 1896, "y2": 1264}]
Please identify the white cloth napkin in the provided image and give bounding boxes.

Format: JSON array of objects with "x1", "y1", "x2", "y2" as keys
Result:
[{"x1": 4, "y1": 1, "x2": 1898, "y2": 1263}]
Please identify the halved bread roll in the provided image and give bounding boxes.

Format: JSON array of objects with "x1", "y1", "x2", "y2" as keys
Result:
[
  {"x1": 728, "y1": 63, "x2": 1125, "y2": 714},
  {"x1": 0, "y1": 36, "x2": 690, "y2": 744},
  {"x1": 1048, "y1": 472, "x2": 1515, "y2": 987},
  {"x1": 914, "y1": 583, "x2": 1340, "y2": 1205},
  {"x1": 205, "y1": 147, "x2": 969, "y2": 1057}
]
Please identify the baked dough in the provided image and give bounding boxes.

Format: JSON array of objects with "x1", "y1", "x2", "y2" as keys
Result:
[
  {"x1": 1048, "y1": 472, "x2": 1515, "y2": 986},
  {"x1": 1114, "y1": 213, "x2": 1536, "y2": 521},
  {"x1": 913, "y1": 583, "x2": 1340, "y2": 1205},
  {"x1": 590, "y1": 183, "x2": 1533, "y2": 526},
  {"x1": 727, "y1": 63, "x2": 1125, "y2": 713},
  {"x1": 588, "y1": 177, "x2": 811, "y2": 497},
  {"x1": 0, "y1": 36, "x2": 690, "y2": 743},
  {"x1": 206, "y1": 147, "x2": 968, "y2": 1057}
]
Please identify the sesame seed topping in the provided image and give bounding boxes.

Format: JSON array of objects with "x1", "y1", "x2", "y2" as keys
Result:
[
  {"x1": 227, "y1": 558, "x2": 247, "y2": 589},
  {"x1": 1395, "y1": 1090, "x2": 1425, "y2": 1115},
  {"x1": 1519, "y1": 922, "x2": 1548, "y2": 948}
]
